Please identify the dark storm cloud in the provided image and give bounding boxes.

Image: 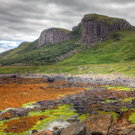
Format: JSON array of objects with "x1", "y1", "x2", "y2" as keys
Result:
[{"x1": 0, "y1": 0, "x2": 135, "y2": 53}]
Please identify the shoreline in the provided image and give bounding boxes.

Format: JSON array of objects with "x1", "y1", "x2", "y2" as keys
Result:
[{"x1": 0, "y1": 73, "x2": 135, "y2": 87}]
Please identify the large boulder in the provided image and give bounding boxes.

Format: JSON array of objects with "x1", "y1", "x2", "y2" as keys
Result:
[
  {"x1": 110, "y1": 124, "x2": 135, "y2": 135},
  {"x1": 60, "y1": 121, "x2": 86, "y2": 135},
  {"x1": 81, "y1": 114, "x2": 113, "y2": 135}
]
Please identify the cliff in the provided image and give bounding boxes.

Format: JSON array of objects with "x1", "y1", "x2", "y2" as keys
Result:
[
  {"x1": 38, "y1": 28, "x2": 71, "y2": 47},
  {"x1": 79, "y1": 14, "x2": 133, "y2": 44}
]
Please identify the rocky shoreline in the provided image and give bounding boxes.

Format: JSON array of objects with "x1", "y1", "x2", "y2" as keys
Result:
[
  {"x1": 1, "y1": 73, "x2": 135, "y2": 87},
  {"x1": 1, "y1": 74, "x2": 135, "y2": 135}
]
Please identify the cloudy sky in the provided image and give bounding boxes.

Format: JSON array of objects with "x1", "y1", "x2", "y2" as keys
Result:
[{"x1": 0, "y1": 0, "x2": 135, "y2": 53}]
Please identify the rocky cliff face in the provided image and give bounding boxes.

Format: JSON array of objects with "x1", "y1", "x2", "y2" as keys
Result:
[
  {"x1": 38, "y1": 28, "x2": 70, "y2": 47},
  {"x1": 79, "y1": 14, "x2": 133, "y2": 44}
]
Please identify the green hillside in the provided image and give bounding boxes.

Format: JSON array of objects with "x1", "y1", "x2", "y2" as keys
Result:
[
  {"x1": 0, "y1": 26, "x2": 82, "y2": 66},
  {"x1": 56, "y1": 29, "x2": 135, "y2": 66}
]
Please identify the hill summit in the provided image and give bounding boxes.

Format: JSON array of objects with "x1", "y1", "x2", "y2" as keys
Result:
[
  {"x1": 38, "y1": 13, "x2": 133, "y2": 47},
  {"x1": 0, "y1": 13, "x2": 134, "y2": 66}
]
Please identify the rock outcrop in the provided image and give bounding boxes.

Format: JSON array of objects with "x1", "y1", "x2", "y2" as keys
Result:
[
  {"x1": 38, "y1": 28, "x2": 70, "y2": 47},
  {"x1": 39, "y1": 14, "x2": 133, "y2": 48},
  {"x1": 79, "y1": 14, "x2": 133, "y2": 44}
]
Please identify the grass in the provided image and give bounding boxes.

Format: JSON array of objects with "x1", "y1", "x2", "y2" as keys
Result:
[
  {"x1": 54, "y1": 28, "x2": 71, "y2": 35},
  {"x1": 1, "y1": 61, "x2": 135, "y2": 77},
  {"x1": 84, "y1": 14, "x2": 124, "y2": 25},
  {"x1": 0, "y1": 26, "x2": 82, "y2": 66}
]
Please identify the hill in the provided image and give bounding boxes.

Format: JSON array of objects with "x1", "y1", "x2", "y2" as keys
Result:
[{"x1": 0, "y1": 13, "x2": 135, "y2": 66}]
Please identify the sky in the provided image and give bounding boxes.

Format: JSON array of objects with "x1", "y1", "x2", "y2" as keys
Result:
[{"x1": 0, "y1": 0, "x2": 135, "y2": 53}]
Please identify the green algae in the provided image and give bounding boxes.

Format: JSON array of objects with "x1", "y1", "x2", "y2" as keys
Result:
[
  {"x1": 21, "y1": 101, "x2": 39, "y2": 108},
  {"x1": 0, "y1": 105, "x2": 78, "y2": 135},
  {"x1": 119, "y1": 97, "x2": 135, "y2": 104},
  {"x1": 78, "y1": 113, "x2": 90, "y2": 122},
  {"x1": 98, "y1": 111, "x2": 117, "y2": 120},
  {"x1": 128, "y1": 112, "x2": 135, "y2": 123},
  {"x1": 121, "y1": 107, "x2": 128, "y2": 112},
  {"x1": 102, "y1": 85, "x2": 135, "y2": 91},
  {"x1": 100, "y1": 99, "x2": 117, "y2": 103}
]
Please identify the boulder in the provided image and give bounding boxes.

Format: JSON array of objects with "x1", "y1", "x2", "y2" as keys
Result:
[
  {"x1": 110, "y1": 124, "x2": 135, "y2": 135},
  {"x1": 48, "y1": 77, "x2": 55, "y2": 82},
  {"x1": 60, "y1": 121, "x2": 86, "y2": 135},
  {"x1": 11, "y1": 75, "x2": 17, "y2": 78},
  {"x1": 32, "y1": 130, "x2": 52, "y2": 135},
  {"x1": 109, "y1": 117, "x2": 129, "y2": 133},
  {"x1": 81, "y1": 114, "x2": 113, "y2": 135}
]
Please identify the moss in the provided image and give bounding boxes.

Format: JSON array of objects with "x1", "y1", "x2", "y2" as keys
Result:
[
  {"x1": 78, "y1": 113, "x2": 90, "y2": 122},
  {"x1": 98, "y1": 111, "x2": 117, "y2": 120}
]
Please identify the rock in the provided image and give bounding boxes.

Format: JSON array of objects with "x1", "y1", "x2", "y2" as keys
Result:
[
  {"x1": 80, "y1": 14, "x2": 133, "y2": 44},
  {"x1": 31, "y1": 129, "x2": 38, "y2": 134},
  {"x1": 110, "y1": 124, "x2": 135, "y2": 135},
  {"x1": 38, "y1": 28, "x2": 70, "y2": 47},
  {"x1": 60, "y1": 121, "x2": 86, "y2": 135},
  {"x1": 48, "y1": 77, "x2": 55, "y2": 82},
  {"x1": 52, "y1": 128, "x2": 64, "y2": 135},
  {"x1": 82, "y1": 114, "x2": 113, "y2": 135},
  {"x1": 32, "y1": 130, "x2": 52, "y2": 135},
  {"x1": 109, "y1": 117, "x2": 130, "y2": 134},
  {"x1": 53, "y1": 126, "x2": 59, "y2": 130},
  {"x1": 11, "y1": 75, "x2": 16, "y2": 78}
]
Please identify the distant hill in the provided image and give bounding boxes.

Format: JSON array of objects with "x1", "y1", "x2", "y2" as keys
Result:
[{"x1": 0, "y1": 13, "x2": 135, "y2": 66}]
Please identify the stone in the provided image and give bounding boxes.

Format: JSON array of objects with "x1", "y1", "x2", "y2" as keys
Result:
[
  {"x1": 52, "y1": 128, "x2": 64, "y2": 135},
  {"x1": 60, "y1": 121, "x2": 86, "y2": 135},
  {"x1": 32, "y1": 130, "x2": 52, "y2": 135},
  {"x1": 109, "y1": 117, "x2": 129, "y2": 134},
  {"x1": 11, "y1": 75, "x2": 16, "y2": 78},
  {"x1": 110, "y1": 124, "x2": 135, "y2": 135},
  {"x1": 81, "y1": 114, "x2": 113, "y2": 135},
  {"x1": 31, "y1": 129, "x2": 38, "y2": 134},
  {"x1": 48, "y1": 77, "x2": 55, "y2": 82}
]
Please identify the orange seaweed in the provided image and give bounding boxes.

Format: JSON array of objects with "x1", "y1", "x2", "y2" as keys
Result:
[{"x1": 3, "y1": 115, "x2": 49, "y2": 133}]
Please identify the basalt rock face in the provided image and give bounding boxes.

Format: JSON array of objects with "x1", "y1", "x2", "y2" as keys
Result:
[
  {"x1": 38, "y1": 28, "x2": 70, "y2": 47},
  {"x1": 75, "y1": 14, "x2": 133, "y2": 44}
]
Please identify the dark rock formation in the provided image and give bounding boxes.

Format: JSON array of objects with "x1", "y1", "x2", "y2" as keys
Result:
[
  {"x1": 38, "y1": 28, "x2": 70, "y2": 47},
  {"x1": 79, "y1": 14, "x2": 133, "y2": 44}
]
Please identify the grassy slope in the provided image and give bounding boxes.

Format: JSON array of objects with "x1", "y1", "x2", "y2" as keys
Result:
[
  {"x1": 56, "y1": 30, "x2": 135, "y2": 66},
  {"x1": 0, "y1": 27, "x2": 82, "y2": 65}
]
